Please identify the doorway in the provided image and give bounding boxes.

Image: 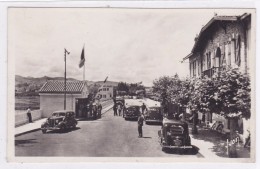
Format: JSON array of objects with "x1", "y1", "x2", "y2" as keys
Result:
[{"x1": 75, "y1": 98, "x2": 89, "y2": 118}]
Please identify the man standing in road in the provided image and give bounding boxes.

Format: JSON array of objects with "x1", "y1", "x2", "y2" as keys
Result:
[
  {"x1": 27, "y1": 107, "x2": 33, "y2": 123},
  {"x1": 97, "y1": 103, "x2": 102, "y2": 118},
  {"x1": 137, "y1": 112, "x2": 144, "y2": 138},
  {"x1": 113, "y1": 104, "x2": 117, "y2": 116}
]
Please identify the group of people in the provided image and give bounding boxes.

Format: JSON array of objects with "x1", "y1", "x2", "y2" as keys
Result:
[
  {"x1": 86, "y1": 102, "x2": 102, "y2": 119},
  {"x1": 113, "y1": 103, "x2": 124, "y2": 116}
]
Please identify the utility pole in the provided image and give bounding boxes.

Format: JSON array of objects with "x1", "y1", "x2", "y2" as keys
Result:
[{"x1": 64, "y1": 48, "x2": 70, "y2": 110}]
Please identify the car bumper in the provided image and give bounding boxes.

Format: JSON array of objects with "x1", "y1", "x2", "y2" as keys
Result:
[
  {"x1": 41, "y1": 127, "x2": 61, "y2": 130},
  {"x1": 124, "y1": 115, "x2": 138, "y2": 119},
  {"x1": 145, "y1": 119, "x2": 162, "y2": 123},
  {"x1": 161, "y1": 145, "x2": 193, "y2": 149}
]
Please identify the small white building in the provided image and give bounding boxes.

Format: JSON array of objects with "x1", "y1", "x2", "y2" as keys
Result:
[
  {"x1": 39, "y1": 80, "x2": 89, "y2": 118},
  {"x1": 96, "y1": 85, "x2": 113, "y2": 101}
]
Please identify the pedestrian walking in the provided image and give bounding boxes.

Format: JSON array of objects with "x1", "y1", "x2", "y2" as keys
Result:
[
  {"x1": 27, "y1": 107, "x2": 33, "y2": 123},
  {"x1": 137, "y1": 113, "x2": 144, "y2": 138},
  {"x1": 97, "y1": 103, "x2": 102, "y2": 118},
  {"x1": 141, "y1": 103, "x2": 147, "y2": 114},
  {"x1": 118, "y1": 104, "x2": 122, "y2": 116},
  {"x1": 93, "y1": 103, "x2": 97, "y2": 119},
  {"x1": 113, "y1": 104, "x2": 117, "y2": 116}
]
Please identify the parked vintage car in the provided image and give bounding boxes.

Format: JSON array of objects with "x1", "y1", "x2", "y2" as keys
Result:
[
  {"x1": 158, "y1": 118, "x2": 192, "y2": 152},
  {"x1": 123, "y1": 100, "x2": 142, "y2": 120},
  {"x1": 144, "y1": 101, "x2": 162, "y2": 124},
  {"x1": 41, "y1": 110, "x2": 77, "y2": 133}
]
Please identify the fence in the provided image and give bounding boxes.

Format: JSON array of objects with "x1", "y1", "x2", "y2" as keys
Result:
[{"x1": 15, "y1": 109, "x2": 43, "y2": 127}]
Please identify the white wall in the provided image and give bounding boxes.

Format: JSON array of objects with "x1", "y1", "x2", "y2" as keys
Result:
[
  {"x1": 15, "y1": 109, "x2": 42, "y2": 127},
  {"x1": 40, "y1": 93, "x2": 81, "y2": 117}
]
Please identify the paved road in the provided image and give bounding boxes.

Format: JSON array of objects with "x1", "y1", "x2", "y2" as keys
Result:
[{"x1": 15, "y1": 108, "x2": 202, "y2": 157}]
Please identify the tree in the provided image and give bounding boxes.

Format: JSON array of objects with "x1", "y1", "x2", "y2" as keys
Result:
[
  {"x1": 117, "y1": 82, "x2": 129, "y2": 95},
  {"x1": 152, "y1": 74, "x2": 190, "y2": 118},
  {"x1": 211, "y1": 68, "x2": 251, "y2": 157}
]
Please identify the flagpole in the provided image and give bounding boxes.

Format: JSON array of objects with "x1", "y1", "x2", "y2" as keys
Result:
[
  {"x1": 83, "y1": 44, "x2": 85, "y2": 83},
  {"x1": 64, "y1": 48, "x2": 70, "y2": 110},
  {"x1": 83, "y1": 63, "x2": 85, "y2": 82}
]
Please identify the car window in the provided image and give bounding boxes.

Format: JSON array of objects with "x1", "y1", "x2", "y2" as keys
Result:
[
  {"x1": 169, "y1": 125, "x2": 184, "y2": 134},
  {"x1": 52, "y1": 112, "x2": 66, "y2": 117}
]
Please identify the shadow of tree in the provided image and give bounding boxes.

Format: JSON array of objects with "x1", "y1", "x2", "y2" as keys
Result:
[{"x1": 190, "y1": 127, "x2": 228, "y2": 157}]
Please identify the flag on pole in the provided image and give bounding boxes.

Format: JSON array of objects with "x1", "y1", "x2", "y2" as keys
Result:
[
  {"x1": 79, "y1": 47, "x2": 85, "y2": 68},
  {"x1": 104, "y1": 76, "x2": 108, "y2": 83}
]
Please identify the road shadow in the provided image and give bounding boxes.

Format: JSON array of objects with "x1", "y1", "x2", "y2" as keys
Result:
[
  {"x1": 77, "y1": 118, "x2": 102, "y2": 121},
  {"x1": 163, "y1": 145, "x2": 199, "y2": 155},
  {"x1": 15, "y1": 139, "x2": 38, "y2": 146},
  {"x1": 140, "y1": 136, "x2": 152, "y2": 139},
  {"x1": 145, "y1": 122, "x2": 162, "y2": 126},
  {"x1": 45, "y1": 127, "x2": 81, "y2": 134},
  {"x1": 124, "y1": 118, "x2": 138, "y2": 122}
]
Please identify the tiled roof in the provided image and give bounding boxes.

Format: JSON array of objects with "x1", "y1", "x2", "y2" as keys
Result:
[{"x1": 39, "y1": 80, "x2": 85, "y2": 94}]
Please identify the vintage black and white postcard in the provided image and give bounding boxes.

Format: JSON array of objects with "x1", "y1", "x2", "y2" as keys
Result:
[{"x1": 6, "y1": 1, "x2": 256, "y2": 164}]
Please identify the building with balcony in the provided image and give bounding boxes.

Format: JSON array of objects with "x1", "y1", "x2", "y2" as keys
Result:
[
  {"x1": 182, "y1": 13, "x2": 252, "y2": 140},
  {"x1": 183, "y1": 13, "x2": 251, "y2": 78}
]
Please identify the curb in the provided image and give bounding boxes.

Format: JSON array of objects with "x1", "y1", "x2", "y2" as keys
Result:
[{"x1": 15, "y1": 128, "x2": 41, "y2": 137}]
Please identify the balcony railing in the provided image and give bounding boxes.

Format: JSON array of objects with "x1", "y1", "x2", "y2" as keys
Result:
[{"x1": 202, "y1": 67, "x2": 223, "y2": 78}]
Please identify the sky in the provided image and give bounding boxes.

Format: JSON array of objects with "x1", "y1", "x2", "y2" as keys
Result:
[{"x1": 8, "y1": 8, "x2": 251, "y2": 86}]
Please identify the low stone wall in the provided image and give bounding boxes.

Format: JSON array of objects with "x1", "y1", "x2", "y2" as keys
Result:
[{"x1": 15, "y1": 109, "x2": 43, "y2": 127}]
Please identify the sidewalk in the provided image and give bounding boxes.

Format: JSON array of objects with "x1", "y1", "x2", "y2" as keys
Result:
[
  {"x1": 15, "y1": 118, "x2": 47, "y2": 137},
  {"x1": 15, "y1": 104, "x2": 113, "y2": 137},
  {"x1": 189, "y1": 124, "x2": 250, "y2": 158}
]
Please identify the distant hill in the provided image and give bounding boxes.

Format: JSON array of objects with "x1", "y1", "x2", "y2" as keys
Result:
[
  {"x1": 15, "y1": 75, "x2": 79, "y2": 94},
  {"x1": 15, "y1": 75, "x2": 119, "y2": 95},
  {"x1": 95, "y1": 81, "x2": 119, "y2": 87}
]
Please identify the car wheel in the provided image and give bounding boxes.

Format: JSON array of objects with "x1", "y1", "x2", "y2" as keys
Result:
[
  {"x1": 162, "y1": 147, "x2": 168, "y2": 152},
  {"x1": 60, "y1": 125, "x2": 66, "y2": 132},
  {"x1": 187, "y1": 136, "x2": 191, "y2": 146},
  {"x1": 42, "y1": 129, "x2": 47, "y2": 134},
  {"x1": 72, "y1": 124, "x2": 76, "y2": 129}
]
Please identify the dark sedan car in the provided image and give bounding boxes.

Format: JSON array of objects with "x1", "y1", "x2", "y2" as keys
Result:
[
  {"x1": 123, "y1": 100, "x2": 142, "y2": 120},
  {"x1": 158, "y1": 118, "x2": 192, "y2": 152},
  {"x1": 41, "y1": 110, "x2": 77, "y2": 133}
]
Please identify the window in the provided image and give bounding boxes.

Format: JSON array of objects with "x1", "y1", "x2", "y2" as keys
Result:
[
  {"x1": 203, "y1": 55, "x2": 206, "y2": 71},
  {"x1": 110, "y1": 94, "x2": 112, "y2": 97},
  {"x1": 103, "y1": 88, "x2": 106, "y2": 91},
  {"x1": 227, "y1": 42, "x2": 231, "y2": 66},
  {"x1": 207, "y1": 52, "x2": 211, "y2": 69},
  {"x1": 103, "y1": 95, "x2": 106, "y2": 98},
  {"x1": 193, "y1": 61, "x2": 196, "y2": 77},
  {"x1": 107, "y1": 88, "x2": 109, "y2": 91},
  {"x1": 235, "y1": 35, "x2": 241, "y2": 66}
]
